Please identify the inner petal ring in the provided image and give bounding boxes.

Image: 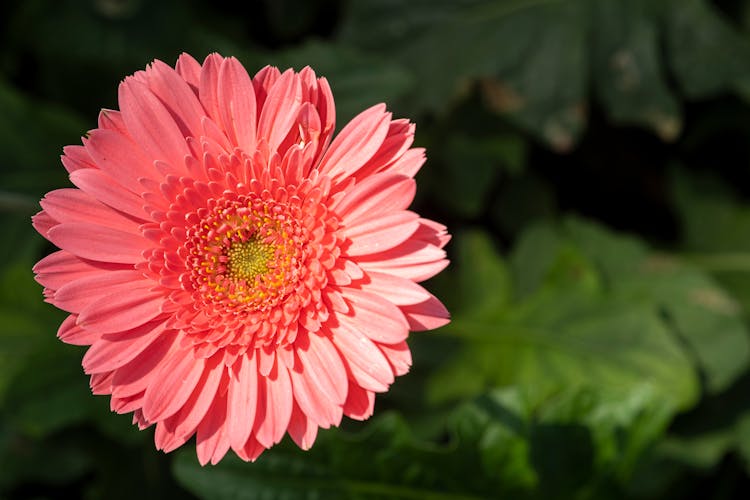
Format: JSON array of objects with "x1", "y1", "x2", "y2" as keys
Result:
[{"x1": 185, "y1": 195, "x2": 304, "y2": 313}]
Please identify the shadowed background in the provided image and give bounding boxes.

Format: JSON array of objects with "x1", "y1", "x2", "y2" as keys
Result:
[{"x1": 3, "y1": 0, "x2": 750, "y2": 498}]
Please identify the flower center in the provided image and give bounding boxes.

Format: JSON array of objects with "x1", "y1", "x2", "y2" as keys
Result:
[
  {"x1": 227, "y1": 238, "x2": 273, "y2": 280},
  {"x1": 185, "y1": 195, "x2": 305, "y2": 313}
]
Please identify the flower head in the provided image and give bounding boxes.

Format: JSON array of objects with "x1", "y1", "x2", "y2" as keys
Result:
[{"x1": 32, "y1": 53, "x2": 450, "y2": 464}]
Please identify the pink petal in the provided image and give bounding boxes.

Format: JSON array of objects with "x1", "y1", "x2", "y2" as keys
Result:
[
  {"x1": 257, "y1": 69, "x2": 302, "y2": 153},
  {"x1": 199, "y1": 53, "x2": 225, "y2": 127},
  {"x1": 57, "y1": 314, "x2": 100, "y2": 345},
  {"x1": 111, "y1": 329, "x2": 180, "y2": 398},
  {"x1": 98, "y1": 109, "x2": 128, "y2": 135},
  {"x1": 196, "y1": 386, "x2": 231, "y2": 466},
  {"x1": 154, "y1": 419, "x2": 179, "y2": 452},
  {"x1": 355, "y1": 271, "x2": 432, "y2": 306},
  {"x1": 385, "y1": 147, "x2": 426, "y2": 178},
  {"x1": 257, "y1": 346, "x2": 276, "y2": 377},
  {"x1": 40, "y1": 188, "x2": 139, "y2": 234},
  {"x1": 281, "y1": 135, "x2": 307, "y2": 185},
  {"x1": 82, "y1": 318, "x2": 168, "y2": 374},
  {"x1": 276, "y1": 103, "x2": 321, "y2": 162},
  {"x1": 227, "y1": 353, "x2": 259, "y2": 451},
  {"x1": 112, "y1": 392, "x2": 145, "y2": 414},
  {"x1": 237, "y1": 437, "x2": 266, "y2": 462},
  {"x1": 389, "y1": 259, "x2": 449, "y2": 284},
  {"x1": 318, "y1": 104, "x2": 391, "y2": 181},
  {"x1": 132, "y1": 409, "x2": 150, "y2": 429},
  {"x1": 343, "y1": 211, "x2": 420, "y2": 257},
  {"x1": 314, "y1": 77, "x2": 336, "y2": 154},
  {"x1": 144, "y1": 59, "x2": 206, "y2": 138},
  {"x1": 84, "y1": 128, "x2": 155, "y2": 194},
  {"x1": 287, "y1": 400, "x2": 318, "y2": 450},
  {"x1": 339, "y1": 288, "x2": 409, "y2": 343},
  {"x1": 254, "y1": 362, "x2": 293, "y2": 448},
  {"x1": 69, "y1": 168, "x2": 148, "y2": 220},
  {"x1": 401, "y1": 295, "x2": 451, "y2": 331},
  {"x1": 53, "y1": 270, "x2": 149, "y2": 313},
  {"x1": 357, "y1": 239, "x2": 448, "y2": 282},
  {"x1": 47, "y1": 222, "x2": 149, "y2": 264},
  {"x1": 31, "y1": 211, "x2": 56, "y2": 237},
  {"x1": 289, "y1": 353, "x2": 343, "y2": 428},
  {"x1": 296, "y1": 333, "x2": 348, "y2": 405},
  {"x1": 334, "y1": 173, "x2": 415, "y2": 226},
  {"x1": 252, "y1": 65, "x2": 281, "y2": 110},
  {"x1": 175, "y1": 53, "x2": 202, "y2": 91},
  {"x1": 157, "y1": 353, "x2": 224, "y2": 452},
  {"x1": 379, "y1": 341, "x2": 413, "y2": 377},
  {"x1": 329, "y1": 321, "x2": 394, "y2": 392},
  {"x1": 343, "y1": 384, "x2": 375, "y2": 421},
  {"x1": 355, "y1": 119, "x2": 415, "y2": 179},
  {"x1": 119, "y1": 78, "x2": 190, "y2": 172},
  {"x1": 217, "y1": 57, "x2": 257, "y2": 153},
  {"x1": 142, "y1": 348, "x2": 206, "y2": 421},
  {"x1": 297, "y1": 102, "x2": 321, "y2": 145},
  {"x1": 34, "y1": 251, "x2": 124, "y2": 291},
  {"x1": 298, "y1": 66, "x2": 318, "y2": 103},
  {"x1": 77, "y1": 281, "x2": 164, "y2": 334},
  {"x1": 61, "y1": 145, "x2": 96, "y2": 173},
  {"x1": 414, "y1": 218, "x2": 451, "y2": 248},
  {"x1": 91, "y1": 371, "x2": 115, "y2": 395}
]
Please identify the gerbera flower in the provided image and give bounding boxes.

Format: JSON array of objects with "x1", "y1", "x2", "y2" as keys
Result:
[{"x1": 32, "y1": 53, "x2": 450, "y2": 464}]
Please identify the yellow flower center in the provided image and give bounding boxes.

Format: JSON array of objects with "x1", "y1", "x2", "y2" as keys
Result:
[
  {"x1": 227, "y1": 238, "x2": 274, "y2": 280},
  {"x1": 186, "y1": 195, "x2": 305, "y2": 313}
]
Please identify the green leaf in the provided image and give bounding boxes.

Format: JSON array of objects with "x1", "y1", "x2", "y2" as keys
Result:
[
  {"x1": 175, "y1": 383, "x2": 673, "y2": 500},
  {"x1": 341, "y1": 0, "x2": 588, "y2": 147},
  {"x1": 428, "y1": 134, "x2": 517, "y2": 218},
  {"x1": 477, "y1": 0, "x2": 588, "y2": 152},
  {"x1": 628, "y1": 376, "x2": 750, "y2": 498},
  {"x1": 507, "y1": 222, "x2": 564, "y2": 299},
  {"x1": 590, "y1": 0, "x2": 682, "y2": 140},
  {"x1": 564, "y1": 217, "x2": 750, "y2": 395},
  {"x1": 451, "y1": 229, "x2": 512, "y2": 316},
  {"x1": 547, "y1": 218, "x2": 748, "y2": 395},
  {"x1": 429, "y1": 216, "x2": 750, "y2": 408},
  {"x1": 339, "y1": 0, "x2": 750, "y2": 148},
  {"x1": 664, "y1": 0, "x2": 750, "y2": 98},
  {"x1": 671, "y1": 169, "x2": 750, "y2": 255},
  {"x1": 736, "y1": 412, "x2": 750, "y2": 474},
  {"x1": 462, "y1": 385, "x2": 677, "y2": 496},
  {"x1": 174, "y1": 413, "x2": 490, "y2": 500},
  {"x1": 669, "y1": 167, "x2": 750, "y2": 308}
]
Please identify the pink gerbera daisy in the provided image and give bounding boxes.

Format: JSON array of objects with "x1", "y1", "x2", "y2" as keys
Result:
[{"x1": 32, "y1": 53, "x2": 450, "y2": 464}]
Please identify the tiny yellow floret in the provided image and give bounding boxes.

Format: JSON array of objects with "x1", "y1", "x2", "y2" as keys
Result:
[{"x1": 227, "y1": 238, "x2": 275, "y2": 280}]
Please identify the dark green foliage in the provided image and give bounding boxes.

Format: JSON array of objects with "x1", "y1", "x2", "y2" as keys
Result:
[{"x1": 3, "y1": 0, "x2": 750, "y2": 498}]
